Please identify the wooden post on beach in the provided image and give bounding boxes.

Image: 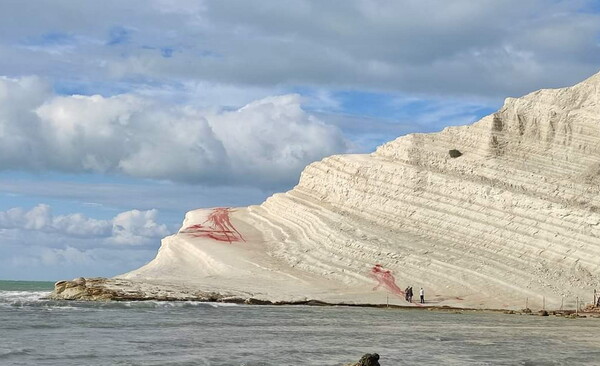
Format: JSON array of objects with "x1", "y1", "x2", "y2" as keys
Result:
[
  {"x1": 386, "y1": 294, "x2": 389, "y2": 308},
  {"x1": 560, "y1": 297, "x2": 563, "y2": 311},
  {"x1": 594, "y1": 289, "x2": 597, "y2": 307},
  {"x1": 576, "y1": 297, "x2": 579, "y2": 315},
  {"x1": 525, "y1": 297, "x2": 528, "y2": 310},
  {"x1": 543, "y1": 296, "x2": 545, "y2": 310}
]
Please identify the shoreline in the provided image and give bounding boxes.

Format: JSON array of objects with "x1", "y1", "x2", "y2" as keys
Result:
[{"x1": 46, "y1": 277, "x2": 600, "y2": 318}]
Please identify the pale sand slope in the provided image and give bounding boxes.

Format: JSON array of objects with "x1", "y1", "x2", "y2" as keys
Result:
[{"x1": 120, "y1": 72, "x2": 600, "y2": 310}]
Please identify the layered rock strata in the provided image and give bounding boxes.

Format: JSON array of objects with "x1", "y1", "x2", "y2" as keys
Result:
[{"x1": 51, "y1": 72, "x2": 600, "y2": 310}]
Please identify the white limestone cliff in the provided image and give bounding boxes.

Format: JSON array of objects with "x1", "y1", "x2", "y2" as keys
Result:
[{"x1": 113, "y1": 72, "x2": 600, "y2": 309}]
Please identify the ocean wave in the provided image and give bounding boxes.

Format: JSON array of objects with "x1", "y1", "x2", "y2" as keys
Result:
[
  {"x1": 0, "y1": 291, "x2": 239, "y2": 310},
  {"x1": 0, "y1": 290, "x2": 50, "y2": 305},
  {"x1": 84, "y1": 300, "x2": 240, "y2": 310},
  {"x1": 0, "y1": 348, "x2": 34, "y2": 359}
]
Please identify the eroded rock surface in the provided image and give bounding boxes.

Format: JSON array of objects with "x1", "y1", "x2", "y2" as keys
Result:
[
  {"x1": 56, "y1": 72, "x2": 600, "y2": 310},
  {"x1": 50, "y1": 277, "x2": 229, "y2": 302}
]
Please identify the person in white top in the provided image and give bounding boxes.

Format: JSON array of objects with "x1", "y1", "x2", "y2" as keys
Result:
[{"x1": 419, "y1": 287, "x2": 424, "y2": 304}]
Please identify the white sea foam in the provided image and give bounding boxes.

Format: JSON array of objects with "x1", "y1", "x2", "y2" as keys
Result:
[
  {"x1": 205, "y1": 301, "x2": 239, "y2": 307},
  {"x1": 0, "y1": 291, "x2": 50, "y2": 306},
  {"x1": 0, "y1": 292, "x2": 241, "y2": 310}
]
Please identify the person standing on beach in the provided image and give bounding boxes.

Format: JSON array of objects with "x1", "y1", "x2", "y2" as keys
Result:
[
  {"x1": 407, "y1": 286, "x2": 413, "y2": 302},
  {"x1": 404, "y1": 286, "x2": 410, "y2": 302},
  {"x1": 419, "y1": 287, "x2": 425, "y2": 304}
]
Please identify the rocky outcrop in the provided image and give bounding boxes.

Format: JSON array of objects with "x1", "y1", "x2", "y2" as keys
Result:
[
  {"x1": 49, "y1": 277, "x2": 345, "y2": 305},
  {"x1": 52, "y1": 277, "x2": 116, "y2": 301},
  {"x1": 55, "y1": 71, "x2": 600, "y2": 310},
  {"x1": 50, "y1": 277, "x2": 229, "y2": 301},
  {"x1": 344, "y1": 353, "x2": 381, "y2": 366}
]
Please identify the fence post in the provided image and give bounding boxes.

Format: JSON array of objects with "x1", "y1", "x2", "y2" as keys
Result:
[
  {"x1": 543, "y1": 296, "x2": 545, "y2": 310},
  {"x1": 560, "y1": 297, "x2": 563, "y2": 311}
]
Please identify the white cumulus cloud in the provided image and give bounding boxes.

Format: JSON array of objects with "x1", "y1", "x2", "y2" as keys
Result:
[
  {"x1": 111, "y1": 209, "x2": 170, "y2": 245},
  {"x1": 0, "y1": 204, "x2": 172, "y2": 279},
  {"x1": 0, "y1": 204, "x2": 168, "y2": 245},
  {"x1": 0, "y1": 76, "x2": 348, "y2": 187}
]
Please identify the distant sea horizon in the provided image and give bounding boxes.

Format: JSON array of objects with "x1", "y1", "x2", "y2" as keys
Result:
[{"x1": 0, "y1": 279, "x2": 55, "y2": 291}]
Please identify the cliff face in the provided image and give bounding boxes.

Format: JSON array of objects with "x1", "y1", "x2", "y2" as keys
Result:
[{"x1": 119, "y1": 73, "x2": 600, "y2": 309}]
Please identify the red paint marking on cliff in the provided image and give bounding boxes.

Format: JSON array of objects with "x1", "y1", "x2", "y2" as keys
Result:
[
  {"x1": 369, "y1": 264, "x2": 405, "y2": 297},
  {"x1": 181, "y1": 207, "x2": 245, "y2": 243}
]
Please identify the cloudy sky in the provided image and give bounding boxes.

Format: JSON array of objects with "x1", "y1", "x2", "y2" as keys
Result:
[{"x1": 1, "y1": 0, "x2": 599, "y2": 280}]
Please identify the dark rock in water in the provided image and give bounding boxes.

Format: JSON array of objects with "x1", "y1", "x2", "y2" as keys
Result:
[
  {"x1": 345, "y1": 353, "x2": 380, "y2": 366},
  {"x1": 538, "y1": 310, "x2": 549, "y2": 316},
  {"x1": 448, "y1": 149, "x2": 462, "y2": 158}
]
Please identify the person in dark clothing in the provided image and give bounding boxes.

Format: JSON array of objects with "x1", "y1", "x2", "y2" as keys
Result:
[
  {"x1": 407, "y1": 286, "x2": 413, "y2": 302},
  {"x1": 404, "y1": 286, "x2": 410, "y2": 302}
]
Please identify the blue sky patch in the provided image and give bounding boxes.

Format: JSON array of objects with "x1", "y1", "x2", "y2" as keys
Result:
[
  {"x1": 107, "y1": 26, "x2": 131, "y2": 45},
  {"x1": 161, "y1": 47, "x2": 174, "y2": 58}
]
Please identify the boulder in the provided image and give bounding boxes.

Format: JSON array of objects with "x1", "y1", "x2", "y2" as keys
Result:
[
  {"x1": 345, "y1": 353, "x2": 380, "y2": 366},
  {"x1": 448, "y1": 149, "x2": 462, "y2": 158}
]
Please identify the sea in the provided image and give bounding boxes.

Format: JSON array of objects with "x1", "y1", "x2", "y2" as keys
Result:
[{"x1": 1, "y1": 280, "x2": 600, "y2": 366}]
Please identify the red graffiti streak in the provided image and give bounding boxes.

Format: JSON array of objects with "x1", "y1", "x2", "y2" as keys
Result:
[
  {"x1": 369, "y1": 264, "x2": 405, "y2": 297},
  {"x1": 181, "y1": 207, "x2": 245, "y2": 243}
]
